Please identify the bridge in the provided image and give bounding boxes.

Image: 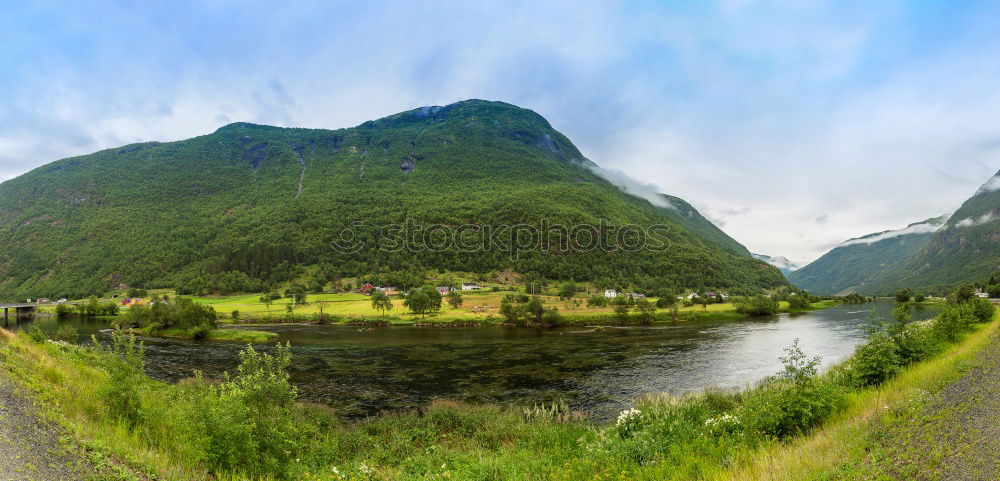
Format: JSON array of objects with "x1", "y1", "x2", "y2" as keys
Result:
[{"x1": 1, "y1": 303, "x2": 36, "y2": 320}]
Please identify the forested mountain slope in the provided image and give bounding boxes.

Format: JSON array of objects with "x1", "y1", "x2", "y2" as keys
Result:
[
  {"x1": 0, "y1": 100, "x2": 786, "y2": 299},
  {"x1": 792, "y1": 170, "x2": 999, "y2": 295},
  {"x1": 788, "y1": 216, "x2": 947, "y2": 294}
]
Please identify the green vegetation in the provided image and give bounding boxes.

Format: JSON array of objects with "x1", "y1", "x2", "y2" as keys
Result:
[
  {"x1": 0, "y1": 100, "x2": 786, "y2": 302},
  {"x1": 2, "y1": 291, "x2": 987, "y2": 480}
]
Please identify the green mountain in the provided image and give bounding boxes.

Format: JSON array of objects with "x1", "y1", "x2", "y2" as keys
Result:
[
  {"x1": 0, "y1": 100, "x2": 786, "y2": 300},
  {"x1": 861, "y1": 170, "x2": 1000, "y2": 294},
  {"x1": 791, "y1": 169, "x2": 999, "y2": 295},
  {"x1": 787, "y1": 215, "x2": 948, "y2": 295}
]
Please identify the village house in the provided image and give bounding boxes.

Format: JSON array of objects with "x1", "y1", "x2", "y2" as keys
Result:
[
  {"x1": 435, "y1": 286, "x2": 452, "y2": 295},
  {"x1": 604, "y1": 289, "x2": 618, "y2": 298},
  {"x1": 461, "y1": 282, "x2": 481, "y2": 291},
  {"x1": 375, "y1": 286, "x2": 399, "y2": 296},
  {"x1": 975, "y1": 288, "x2": 990, "y2": 298},
  {"x1": 359, "y1": 283, "x2": 374, "y2": 295},
  {"x1": 35, "y1": 298, "x2": 51, "y2": 305}
]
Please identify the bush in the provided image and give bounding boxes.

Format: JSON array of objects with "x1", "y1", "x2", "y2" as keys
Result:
[
  {"x1": 52, "y1": 325, "x2": 79, "y2": 343},
  {"x1": 55, "y1": 303, "x2": 75, "y2": 318},
  {"x1": 231, "y1": 310, "x2": 240, "y2": 320},
  {"x1": 934, "y1": 304, "x2": 971, "y2": 342},
  {"x1": 541, "y1": 308, "x2": 563, "y2": 326},
  {"x1": 25, "y1": 325, "x2": 47, "y2": 343},
  {"x1": 967, "y1": 297, "x2": 996, "y2": 324},
  {"x1": 787, "y1": 295, "x2": 811, "y2": 310},
  {"x1": 99, "y1": 327, "x2": 145, "y2": 428},
  {"x1": 849, "y1": 333, "x2": 901, "y2": 387},
  {"x1": 741, "y1": 340, "x2": 845, "y2": 438},
  {"x1": 735, "y1": 295, "x2": 777, "y2": 316},
  {"x1": 190, "y1": 323, "x2": 213, "y2": 340}
]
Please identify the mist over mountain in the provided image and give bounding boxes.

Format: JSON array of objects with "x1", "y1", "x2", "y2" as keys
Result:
[{"x1": 790, "y1": 170, "x2": 999, "y2": 295}]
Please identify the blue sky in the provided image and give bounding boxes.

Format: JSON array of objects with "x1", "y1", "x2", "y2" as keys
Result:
[{"x1": 2, "y1": 0, "x2": 999, "y2": 263}]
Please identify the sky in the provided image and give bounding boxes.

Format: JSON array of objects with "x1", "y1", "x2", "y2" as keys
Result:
[{"x1": 2, "y1": 0, "x2": 999, "y2": 264}]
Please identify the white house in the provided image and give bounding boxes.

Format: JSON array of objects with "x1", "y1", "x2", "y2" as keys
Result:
[
  {"x1": 461, "y1": 282, "x2": 481, "y2": 291},
  {"x1": 604, "y1": 289, "x2": 618, "y2": 298},
  {"x1": 686, "y1": 292, "x2": 698, "y2": 300},
  {"x1": 975, "y1": 289, "x2": 989, "y2": 298}
]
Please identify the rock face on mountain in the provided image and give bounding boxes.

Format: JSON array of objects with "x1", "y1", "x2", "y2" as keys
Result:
[
  {"x1": 791, "y1": 170, "x2": 999, "y2": 295},
  {"x1": 0, "y1": 100, "x2": 786, "y2": 300}
]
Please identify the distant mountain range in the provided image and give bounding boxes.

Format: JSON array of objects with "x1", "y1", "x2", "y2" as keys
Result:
[
  {"x1": 0, "y1": 99, "x2": 785, "y2": 300},
  {"x1": 751, "y1": 253, "x2": 801, "y2": 276},
  {"x1": 790, "y1": 170, "x2": 999, "y2": 295}
]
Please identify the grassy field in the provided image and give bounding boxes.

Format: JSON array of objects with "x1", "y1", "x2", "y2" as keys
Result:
[
  {"x1": 185, "y1": 290, "x2": 830, "y2": 325},
  {"x1": 132, "y1": 326, "x2": 278, "y2": 343}
]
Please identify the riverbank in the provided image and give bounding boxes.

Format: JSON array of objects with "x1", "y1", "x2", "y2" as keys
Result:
[
  {"x1": 0, "y1": 300, "x2": 987, "y2": 480},
  {"x1": 131, "y1": 326, "x2": 278, "y2": 342}
]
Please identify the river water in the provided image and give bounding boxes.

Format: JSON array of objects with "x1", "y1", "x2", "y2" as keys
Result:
[{"x1": 6, "y1": 300, "x2": 937, "y2": 419}]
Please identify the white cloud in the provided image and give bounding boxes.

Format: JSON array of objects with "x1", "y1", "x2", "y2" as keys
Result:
[
  {"x1": 974, "y1": 174, "x2": 1000, "y2": 196},
  {"x1": 587, "y1": 165, "x2": 672, "y2": 209},
  {"x1": 838, "y1": 221, "x2": 943, "y2": 247},
  {"x1": 953, "y1": 213, "x2": 997, "y2": 228}
]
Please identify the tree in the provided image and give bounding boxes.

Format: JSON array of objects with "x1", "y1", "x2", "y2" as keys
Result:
[
  {"x1": 525, "y1": 297, "x2": 545, "y2": 324},
  {"x1": 403, "y1": 289, "x2": 432, "y2": 318},
  {"x1": 655, "y1": 294, "x2": 676, "y2": 309},
  {"x1": 894, "y1": 288, "x2": 912, "y2": 303},
  {"x1": 952, "y1": 284, "x2": 976, "y2": 304},
  {"x1": 259, "y1": 295, "x2": 273, "y2": 313},
  {"x1": 446, "y1": 290, "x2": 463, "y2": 309},
  {"x1": 635, "y1": 299, "x2": 656, "y2": 323},
  {"x1": 614, "y1": 303, "x2": 629, "y2": 321},
  {"x1": 284, "y1": 284, "x2": 307, "y2": 305},
  {"x1": 371, "y1": 291, "x2": 393, "y2": 318},
  {"x1": 558, "y1": 282, "x2": 577, "y2": 299},
  {"x1": 499, "y1": 296, "x2": 525, "y2": 324}
]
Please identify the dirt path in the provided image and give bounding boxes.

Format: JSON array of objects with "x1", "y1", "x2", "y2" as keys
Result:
[
  {"x1": 0, "y1": 364, "x2": 92, "y2": 481},
  {"x1": 862, "y1": 328, "x2": 1000, "y2": 480}
]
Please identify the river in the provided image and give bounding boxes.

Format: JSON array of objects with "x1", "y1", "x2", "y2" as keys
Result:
[{"x1": 5, "y1": 299, "x2": 938, "y2": 419}]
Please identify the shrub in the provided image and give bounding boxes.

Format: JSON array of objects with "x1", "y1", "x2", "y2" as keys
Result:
[
  {"x1": 966, "y1": 297, "x2": 996, "y2": 324},
  {"x1": 231, "y1": 309, "x2": 240, "y2": 320},
  {"x1": 735, "y1": 295, "x2": 777, "y2": 316},
  {"x1": 614, "y1": 304, "x2": 629, "y2": 320},
  {"x1": 55, "y1": 303, "x2": 75, "y2": 318},
  {"x1": 541, "y1": 308, "x2": 563, "y2": 326},
  {"x1": 934, "y1": 304, "x2": 970, "y2": 342},
  {"x1": 787, "y1": 295, "x2": 811, "y2": 310},
  {"x1": 741, "y1": 340, "x2": 844, "y2": 438},
  {"x1": 99, "y1": 327, "x2": 145, "y2": 428},
  {"x1": 25, "y1": 325, "x2": 47, "y2": 343},
  {"x1": 190, "y1": 323, "x2": 213, "y2": 340},
  {"x1": 849, "y1": 333, "x2": 901, "y2": 387},
  {"x1": 52, "y1": 325, "x2": 78, "y2": 343}
]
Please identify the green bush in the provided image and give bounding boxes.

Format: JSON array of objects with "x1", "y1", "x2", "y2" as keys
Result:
[
  {"x1": 541, "y1": 308, "x2": 563, "y2": 326},
  {"x1": 25, "y1": 325, "x2": 47, "y2": 343},
  {"x1": 787, "y1": 295, "x2": 811, "y2": 310},
  {"x1": 98, "y1": 327, "x2": 146, "y2": 428},
  {"x1": 966, "y1": 297, "x2": 996, "y2": 324},
  {"x1": 741, "y1": 339, "x2": 845, "y2": 438},
  {"x1": 735, "y1": 295, "x2": 777, "y2": 316},
  {"x1": 849, "y1": 333, "x2": 901, "y2": 387},
  {"x1": 52, "y1": 324, "x2": 79, "y2": 343}
]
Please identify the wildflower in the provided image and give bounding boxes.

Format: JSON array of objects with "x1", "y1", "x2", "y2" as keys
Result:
[{"x1": 615, "y1": 408, "x2": 641, "y2": 426}]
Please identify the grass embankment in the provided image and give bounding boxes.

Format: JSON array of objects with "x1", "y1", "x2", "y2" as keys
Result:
[
  {"x1": 717, "y1": 309, "x2": 1000, "y2": 480},
  {"x1": 132, "y1": 326, "x2": 278, "y2": 343}
]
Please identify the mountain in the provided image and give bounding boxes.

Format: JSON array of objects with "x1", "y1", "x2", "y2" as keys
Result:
[
  {"x1": 791, "y1": 169, "x2": 999, "y2": 295},
  {"x1": 751, "y1": 254, "x2": 800, "y2": 276},
  {"x1": 788, "y1": 215, "x2": 948, "y2": 294},
  {"x1": 0, "y1": 100, "x2": 786, "y2": 300},
  {"x1": 861, "y1": 170, "x2": 1000, "y2": 293}
]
